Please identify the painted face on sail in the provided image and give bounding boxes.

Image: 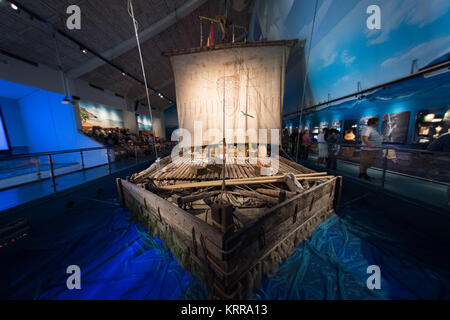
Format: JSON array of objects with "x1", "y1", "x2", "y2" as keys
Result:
[{"x1": 217, "y1": 75, "x2": 240, "y2": 117}]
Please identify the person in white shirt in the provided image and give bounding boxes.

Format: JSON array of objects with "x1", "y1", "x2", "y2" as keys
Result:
[
  {"x1": 359, "y1": 117, "x2": 383, "y2": 181},
  {"x1": 317, "y1": 128, "x2": 328, "y2": 164}
]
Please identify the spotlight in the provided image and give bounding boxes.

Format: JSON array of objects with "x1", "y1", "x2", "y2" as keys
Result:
[
  {"x1": 61, "y1": 95, "x2": 72, "y2": 105},
  {"x1": 122, "y1": 72, "x2": 126, "y2": 76},
  {"x1": 81, "y1": 48, "x2": 88, "y2": 55},
  {"x1": 10, "y1": 2, "x2": 18, "y2": 10}
]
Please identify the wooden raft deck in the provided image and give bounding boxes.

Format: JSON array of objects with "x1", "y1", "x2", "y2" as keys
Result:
[
  {"x1": 145, "y1": 156, "x2": 315, "y2": 182},
  {"x1": 117, "y1": 156, "x2": 342, "y2": 299}
]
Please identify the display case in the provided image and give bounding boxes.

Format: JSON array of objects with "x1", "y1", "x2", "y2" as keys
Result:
[
  {"x1": 343, "y1": 120, "x2": 357, "y2": 142},
  {"x1": 414, "y1": 109, "x2": 450, "y2": 145}
]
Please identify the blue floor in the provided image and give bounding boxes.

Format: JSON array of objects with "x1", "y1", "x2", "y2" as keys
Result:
[{"x1": 2, "y1": 160, "x2": 450, "y2": 300}]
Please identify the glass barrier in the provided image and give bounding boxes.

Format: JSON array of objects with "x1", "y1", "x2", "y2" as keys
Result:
[{"x1": 283, "y1": 141, "x2": 450, "y2": 209}]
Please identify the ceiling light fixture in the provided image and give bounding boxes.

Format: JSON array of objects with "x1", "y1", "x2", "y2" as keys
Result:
[
  {"x1": 10, "y1": 3, "x2": 19, "y2": 10},
  {"x1": 81, "y1": 48, "x2": 88, "y2": 54},
  {"x1": 61, "y1": 95, "x2": 72, "y2": 105}
]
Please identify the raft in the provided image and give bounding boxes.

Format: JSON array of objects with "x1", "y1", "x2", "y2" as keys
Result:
[
  {"x1": 117, "y1": 38, "x2": 342, "y2": 299},
  {"x1": 116, "y1": 155, "x2": 342, "y2": 299}
]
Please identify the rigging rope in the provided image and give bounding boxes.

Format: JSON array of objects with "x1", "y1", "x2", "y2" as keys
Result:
[
  {"x1": 127, "y1": 0, "x2": 160, "y2": 164},
  {"x1": 295, "y1": 0, "x2": 319, "y2": 162}
]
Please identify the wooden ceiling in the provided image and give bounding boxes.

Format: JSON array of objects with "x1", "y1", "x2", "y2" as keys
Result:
[{"x1": 0, "y1": 0, "x2": 254, "y2": 109}]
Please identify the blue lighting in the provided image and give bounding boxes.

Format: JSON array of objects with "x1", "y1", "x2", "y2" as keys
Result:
[{"x1": 0, "y1": 109, "x2": 10, "y2": 151}]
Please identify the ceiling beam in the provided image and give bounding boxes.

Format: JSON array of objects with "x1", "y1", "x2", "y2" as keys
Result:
[{"x1": 67, "y1": 0, "x2": 208, "y2": 79}]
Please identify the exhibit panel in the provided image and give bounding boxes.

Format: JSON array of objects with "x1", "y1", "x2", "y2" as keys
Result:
[
  {"x1": 381, "y1": 111, "x2": 411, "y2": 144},
  {"x1": 343, "y1": 120, "x2": 357, "y2": 142},
  {"x1": 414, "y1": 108, "x2": 450, "y2": 145}
]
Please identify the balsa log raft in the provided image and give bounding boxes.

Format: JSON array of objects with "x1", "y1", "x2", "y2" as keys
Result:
[{"x1": 116, "y1": 156, "x2": 343, "y2": 299}]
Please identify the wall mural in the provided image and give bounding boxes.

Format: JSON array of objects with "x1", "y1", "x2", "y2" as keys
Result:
[
  {"x1": 381, "y1": 111, "x2": 411, "y2": 143},
  {"x1": 137, "y1": 114, "x2": 152, "y2": 131},
  {"x1": 78, "y1": 101, "x2": 124, "y2": 131},
  {"x1": 250, "y1": 0, "x2": 450, "y2": 117}
]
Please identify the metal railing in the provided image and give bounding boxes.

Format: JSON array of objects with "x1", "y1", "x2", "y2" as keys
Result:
[
  {"x1": 0, "y1": 144, "x2": 166, "y2": 193},
  {"x1": 284, "y1": 141, "x2": 450, "y2": 187}
]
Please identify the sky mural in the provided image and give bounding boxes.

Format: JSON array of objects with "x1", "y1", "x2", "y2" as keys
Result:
[{"x1": 249, "y1": 0, "x2": 450, "y2": 115}]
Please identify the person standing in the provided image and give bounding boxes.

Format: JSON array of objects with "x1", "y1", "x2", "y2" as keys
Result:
[
  {"x1": 359, "y1": 117, "x2": 383, "y2": 181},
  {"x1": 301, "y1": 130, "x2": 311, "y2": 160},
  {"x1": 317, "y1": 128, "x2": 328, "y2": 164},
  {"x1": 326, "y1": 129, "x2": 340, "y2": 170}
]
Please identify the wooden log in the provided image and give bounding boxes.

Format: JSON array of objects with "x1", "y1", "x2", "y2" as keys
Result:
[
  {"x1": 255, "y1": 188, "x2": 296, "y2": 199},
  {"x1": 174, "y1": 191, "x2": 222, "y2": 206},
  {"x1": 159, "y1": 173, "x2": 331, "y2": 190},
  {"x1": 211, "y1": 202, "x2": 234, "y2": 236},
  {"x1": 131, "y1": 156, "x2": 171, "y2": 182},
  {"x1": 229, "y1": 190, "x2": 278, "y2": 205},
  {"x1": 284, "y1": 173, "x2": 304, "y2": 193}
]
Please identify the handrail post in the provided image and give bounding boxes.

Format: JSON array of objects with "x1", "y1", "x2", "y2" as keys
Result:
[
  {"x1": 35, "y1": 157, "x2": 41, "y2": 180},
  {"x1": 381, "y1": 147, "x2": 388, "y2": 187},
  {"x1": 48, "y1": 154, "x2": 56, "y2": 192},
  {"x1": 107, "y1": 148, "x2": 112, "y2": 174},
  {"x1": 80, "y1": 151, "x2": 85, "y2": 170}
]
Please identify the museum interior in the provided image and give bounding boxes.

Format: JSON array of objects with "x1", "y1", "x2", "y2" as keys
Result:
[{"x1": 0, "y1": 0, "x2": 449, "y2": 300}]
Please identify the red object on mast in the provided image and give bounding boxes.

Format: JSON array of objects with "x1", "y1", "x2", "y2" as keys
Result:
[{"x1": 207, "y1": 23, "x2": 214, "y2": 47}]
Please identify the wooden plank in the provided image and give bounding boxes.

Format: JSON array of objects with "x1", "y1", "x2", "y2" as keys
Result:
[{"x1": 280, "y1": 157, "x2": 314, "y2": 174}]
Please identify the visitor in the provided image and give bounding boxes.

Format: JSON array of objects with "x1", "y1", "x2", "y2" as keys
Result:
[
  {"x1": 359, "y1": 117, "x2": 382, "y2": 181},
  {"x1": 326, "y1": 129, "x2": 340, "y2": 170},
  {"x1": 317, "y1": 128, "x2": 328, "y2": 165},
  {"x1": 290, "y1": 129, "x2": 298, "y2": 156},
  {"x1": 301, "y1": 130, "x2": 311, "y2": 160},
  {"x1": 427, "y1": 132, "x2": 450, "y2": 153}
]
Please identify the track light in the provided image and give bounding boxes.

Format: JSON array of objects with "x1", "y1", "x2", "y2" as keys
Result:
[
  {"x1": 81, "y1": 48, "x2": 88, "y2": 55},
  {"x1": 10, "y1": 2, "x2": 18, "y2": 10}
]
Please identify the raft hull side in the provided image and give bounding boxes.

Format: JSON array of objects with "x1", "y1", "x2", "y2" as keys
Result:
[{"x1": 117, "y1": 171, "x2": 342, "y2": 299}]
